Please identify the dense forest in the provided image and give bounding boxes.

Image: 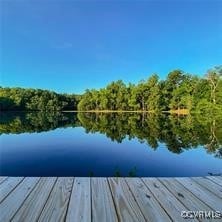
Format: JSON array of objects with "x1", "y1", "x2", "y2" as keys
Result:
[
  {"x1": 0, "y1": 66, "x2": 221, "y2": 113},
  {"x1": 0, "y1": 112, "x2": 221, "y2": 157},
  {"x1": 78, "y1": 66, "x2": 222, "y2": 113},
  {"x1": 0, "y1": 87, "x2": 81, "y2": 111}
]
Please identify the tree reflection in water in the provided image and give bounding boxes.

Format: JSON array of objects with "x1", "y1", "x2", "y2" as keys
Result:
[{"x1": 1, "y1": 111, "x2": 222, "y2": 156}]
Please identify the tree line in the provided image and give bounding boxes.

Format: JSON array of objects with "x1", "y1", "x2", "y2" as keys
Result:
[
  {"x1": 0, "y1": 87, "x2": 81, "y2": 111},
  {"x1": 78, "y1": 66, "x2": 222, "y2": 113},
  {"x1": 0, "y1": 66, "x2": 221, "y2": 112}
]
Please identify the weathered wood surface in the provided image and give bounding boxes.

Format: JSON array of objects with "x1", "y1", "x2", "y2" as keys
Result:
[
  {"x1": 175, "y1": 177, "x2": 222, "y2": 211},
  {"x1": 92, "y1": 177, "x2": 118, "y2": 222},
  {"x1": 38, "y1": 177, "x2": 74, "y2": 222},
  {"x1": 0, "y1": 176, "x2": 221, "y2": 222},
  {"x1": 66, "y1": 177, "x2": 91, "y2": 222}
]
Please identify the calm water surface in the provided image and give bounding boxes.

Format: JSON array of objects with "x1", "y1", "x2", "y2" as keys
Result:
[{"x1": 0, "y1": 112, "x2": 221, "y2": 177}]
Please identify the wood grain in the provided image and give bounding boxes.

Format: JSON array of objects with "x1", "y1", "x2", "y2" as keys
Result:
[
  {"x1": 38, "y1": 177, "x2": 74, "y2": 222},
  {"x1": 142, "y1": 178, "x2": 198, "y2": 222},
  {"x1": 160, "y1": 178, "x2": 212, "y2": 212},
  {"x1": 0, "y1": 177, "x2": 24, "y2": 203},
  {"x1": 91, "y1": 177, "x2": 118, "y2": 222},
  {"x1": 11, "y1": 177, "x2": 57, "y2": 222},
  {"x1": 176, "y1": 177, "x2": 222, "y2": 211},
  {"x1": 126, "y1": 178, "x2": 171, "y2": 222},
  {"x1": 0, "y1": 177, "x2": 40, "y2": 222},
  {"x1": 192, "y1": 177, "x2": 222, "y2": 198},
  {"x1": 0, "y1": 177, "x2": 8, "y2": 185},
  {"x1": 206, "y1": 176, "x2": 222, "y2": 186},
  {"x1": 1, "y1": 176, "x2": 221, "y2": 222},
  {"x1": 108, "y1": 178, "x2": 146, "y2": 222},
  {"x1": 66, "y1": 177, "x2": 91, "y2": 222}
]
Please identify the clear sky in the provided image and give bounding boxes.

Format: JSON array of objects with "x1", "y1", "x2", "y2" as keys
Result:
[{"x1": 1, "y1": 0, "x2": 222, "y2": 94}]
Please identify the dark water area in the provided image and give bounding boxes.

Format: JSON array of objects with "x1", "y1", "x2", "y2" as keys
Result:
[{"x1": 0, "y1": 111, "x2": 221, "y2": 177}]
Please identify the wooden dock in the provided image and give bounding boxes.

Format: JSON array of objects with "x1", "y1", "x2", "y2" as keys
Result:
[{"x1": 0, "y1": 176, "x2": 221, "y2": 222}]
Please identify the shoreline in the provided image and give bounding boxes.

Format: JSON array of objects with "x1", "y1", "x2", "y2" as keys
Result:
[{"x1": 63, "y1": 109, "x2": 190, "y2": 115}]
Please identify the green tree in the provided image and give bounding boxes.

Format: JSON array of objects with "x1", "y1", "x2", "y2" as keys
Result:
[
  {"x1": 163, "y1": 70, "x2": 185, "y2": 110},
  {"x1": 145, "y1": 74, "x2": 161, "y2": 111},
  {"x1": 206, "y1": 66, "x2": 222, "y2": 105}
]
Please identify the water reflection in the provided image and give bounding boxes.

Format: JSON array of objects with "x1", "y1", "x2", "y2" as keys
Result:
[{"x1": 1, "y1": 111, "x2": 222, "y2": 157}]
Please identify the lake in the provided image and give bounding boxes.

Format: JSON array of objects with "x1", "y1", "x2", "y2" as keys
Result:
[{"x1": 0, "y1": 112, "x2": 221, "y2": 177}]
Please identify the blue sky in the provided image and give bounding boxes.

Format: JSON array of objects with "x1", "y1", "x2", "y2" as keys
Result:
[{"x1": 1, "y1": 0, "x2": 222, "y2": 94}]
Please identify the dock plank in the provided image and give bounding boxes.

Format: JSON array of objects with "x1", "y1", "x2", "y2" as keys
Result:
[
  {"x1": 125, "y1": 178, "x2": 171, "y2": 222},
  {"x1": 11, "y1": 177, "x2": 57, "y2": 222},
  {"x1": 66, "y1": 177, "x2": 91, "y2": 222},
  {"x1": 0, "y1": 177, "x2": 40, "y2": 222},
  {"x1": 206, "y1": 176, "x2": 222, "y2": 186},
  {"x1": 0, "y1": 177, "x2": 8, "y2": 185},
  {"x1": 38, "y1": 177, "x2": 73, "y2": 222},
  {"x1": 176, "y1": 177, "x2": 222, "y2": 211},
  {"x1": 91, "y1": 177, "x2": 118, "y2": 222},
  {"x1": 192, "y1": 177, "x2": 222, "y2": 198},
  {"x1": 108, "y1": 177, "x2": 146, "y2": 222},
  {"x1": 0, "y1": 177, "x2": 24, "y2": 203},
  {"x1": 0, "y1": 176, "x2": 221, "y2": 222},
  {"x1": 142, "y1": 178, "x2": 197, "y2": 222},
  {"x1": 160, "y1": 178, "x2": 213, "y2": 212}
]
